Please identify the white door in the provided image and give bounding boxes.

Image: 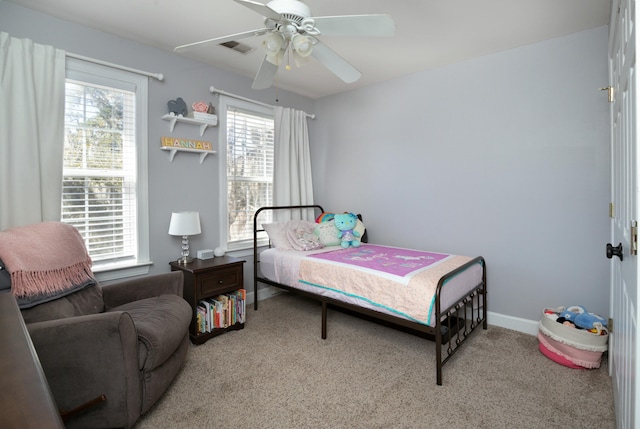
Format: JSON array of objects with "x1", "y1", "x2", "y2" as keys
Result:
[{"x1": 608, "y1": 0, "x2": 639, "y2": 428}]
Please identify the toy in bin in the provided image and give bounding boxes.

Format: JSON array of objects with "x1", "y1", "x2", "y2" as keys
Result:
[{"x1": 538, "y1": 306, "x2": 608, "y2": 369}]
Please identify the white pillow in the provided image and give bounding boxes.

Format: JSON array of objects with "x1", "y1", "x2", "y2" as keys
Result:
[
  {"x1": 314, "y1": 222, "x2": 341, "y2": 246},
  {"x1": 285, "y1": 220, "x2": 324, "y2": 251},
  {"x1": 262, "y1": 223, "x2": 291, "y2": 249}
]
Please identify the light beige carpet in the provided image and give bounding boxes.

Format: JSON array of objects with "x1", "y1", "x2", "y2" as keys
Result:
[{"x1": 135, "y1": 292, "x2": 615, "y2": 429}]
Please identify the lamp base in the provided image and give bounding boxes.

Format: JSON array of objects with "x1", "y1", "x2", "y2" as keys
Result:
[{"x1": 176, "y1": 256, "x2": 194, "y2": 265}]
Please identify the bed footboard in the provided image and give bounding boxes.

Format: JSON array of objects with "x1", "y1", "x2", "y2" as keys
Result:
[{"x1": 434, "y1": 256, "x2": 487, "y2": 385}]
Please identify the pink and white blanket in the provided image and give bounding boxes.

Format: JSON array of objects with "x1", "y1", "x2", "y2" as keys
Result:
[
  {"x1": 0, "y1": 222, "x2": 95, "y2": 303},
  {"x1": 299, "y1": 244, "x2": 477, "y2": 325}
]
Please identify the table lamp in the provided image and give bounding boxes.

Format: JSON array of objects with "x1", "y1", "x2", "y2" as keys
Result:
[{"x1": 168, "y1": 211, "x2": 201, "y2": 264}]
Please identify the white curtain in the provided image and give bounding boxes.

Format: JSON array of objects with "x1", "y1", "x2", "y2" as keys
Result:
[
  {"x1": 273, "y1": 106, "x2": 314, "y2": 221},
  {"x1": 0, "y1": 32, "x2": 66, "y2": 230}
]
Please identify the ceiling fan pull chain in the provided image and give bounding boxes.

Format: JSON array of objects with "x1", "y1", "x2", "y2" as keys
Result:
[{"x1": 285, "y1": 44, "x2": 292, "y2": 70}]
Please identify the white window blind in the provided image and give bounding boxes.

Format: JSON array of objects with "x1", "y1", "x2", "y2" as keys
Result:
[
  {"x1": 62, "y1": 59, "x2": 150, "y2": 276},
  {"x1": 224, "y1": 105, "x2": 274, "y2": 250}
]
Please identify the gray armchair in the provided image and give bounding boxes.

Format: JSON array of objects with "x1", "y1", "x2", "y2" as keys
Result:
[{"x1": 22, "y1": 271, "x2": 191, "y2": 428}]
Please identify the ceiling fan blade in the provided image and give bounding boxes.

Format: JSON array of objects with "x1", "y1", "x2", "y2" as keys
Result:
[
  {"x1": 174, "y1": 28, "x2": 270, "y2": 53},
  {"x1": 234, "y1": 0, "x2": 282, "y2": 21},
  {"x1": 252, "y1": 56, "x2": 279, "y2": 89},
  {"x1": 311, "y1": 41, "x2": 361, "y2": 84},
  {"x1": 311, "y1": 15, "x2": 395, "y2": 37}
]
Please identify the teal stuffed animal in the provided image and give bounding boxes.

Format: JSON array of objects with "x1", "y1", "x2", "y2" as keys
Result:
[{"x1": 334, "y1": 212, "x2": 361, "y2": 248}]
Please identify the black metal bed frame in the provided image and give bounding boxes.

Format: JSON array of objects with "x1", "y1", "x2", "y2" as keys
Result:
[{"x1": 253, "y1": 205, "x2": 487, "y2": 385}]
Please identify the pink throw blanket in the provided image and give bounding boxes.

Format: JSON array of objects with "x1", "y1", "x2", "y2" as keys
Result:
[{"x1": 0, "y1": 222, "x2": 95, "y2": 298}]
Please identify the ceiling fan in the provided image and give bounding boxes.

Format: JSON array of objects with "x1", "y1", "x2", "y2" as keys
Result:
[{"x1": 174, "y1": 0, "x2": 395, "y2": 89}]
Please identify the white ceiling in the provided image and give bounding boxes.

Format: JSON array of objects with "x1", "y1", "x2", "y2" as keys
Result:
[{"x1": 8, "y1": 0, "x2": 611, "y2": 99}]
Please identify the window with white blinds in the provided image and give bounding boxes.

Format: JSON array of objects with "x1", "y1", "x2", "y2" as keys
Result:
[
  {"x1": 221, "y1": 99, "x2": 274, "y2": 250},
  {"x1": 62, "y1": 59, "x2": 149, "y2": 275}
]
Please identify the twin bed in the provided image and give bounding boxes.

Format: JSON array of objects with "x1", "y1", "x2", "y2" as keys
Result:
[{"x1": 252, "y1": 205, "x2": 487, "y2": 385}]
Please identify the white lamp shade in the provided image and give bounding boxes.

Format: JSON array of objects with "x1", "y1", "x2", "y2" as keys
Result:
[
  {"x1": 168, "y1": 211, "x2": 201, "y2": 236},
  {"x1": 292, "y1": 35, "x2": 313, "y2": 58},
  {"x1": 263, "y1": 33, "x2": 284, "y2": 56}
]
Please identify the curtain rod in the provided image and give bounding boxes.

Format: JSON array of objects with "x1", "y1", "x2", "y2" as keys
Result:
[
  {"x1": 209, "y1": 86, "x2": 315, "y2": 119},
  {"x1": 66, "y1": 52, "x2": 164, "y2": 81}
]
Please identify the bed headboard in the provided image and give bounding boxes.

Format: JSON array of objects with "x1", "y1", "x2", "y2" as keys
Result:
[
  {"x1": 253, "y1": 204, "x2": 325, "y2": 244},
  {"x1": 252, "y1": 205, "x2": 369, "y2": 248}
]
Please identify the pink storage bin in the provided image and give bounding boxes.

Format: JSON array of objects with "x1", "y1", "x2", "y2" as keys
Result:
[
  {"x1": 538, "y1": 340, "x2": 584, "y2": 369},
  {"x1": 537, "y1": 307, "x2": 608, "y2": 369},
  {"x1": 537, "y1": 331, "x2": 603, "y2": 368}
]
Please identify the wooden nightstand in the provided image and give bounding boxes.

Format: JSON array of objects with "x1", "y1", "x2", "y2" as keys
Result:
[{"x1": 170, "y1": 256, "x2": 246, "y2": 345}]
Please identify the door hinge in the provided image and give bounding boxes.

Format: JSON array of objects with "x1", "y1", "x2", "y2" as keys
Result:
[
  {"x1": 631, "y1": 220, "x2": 638, "y2": 256},
  {"x1": 600, "y1": 86, "x2": 614, "y2": 103},
  {"x1": 608, "y1": 318, "x2": 614, "y2": 334},
  {"x1": 609, "y1": 202, "x2": 615, "y2": 218}
]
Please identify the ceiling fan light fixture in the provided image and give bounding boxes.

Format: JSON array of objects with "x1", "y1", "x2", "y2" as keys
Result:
[
  {"x1": 263, "y1": 32, "x2": 285, "y2": 56},
  {"x1": 291, "y1": 34, "x2": 313, "y2": 58}
]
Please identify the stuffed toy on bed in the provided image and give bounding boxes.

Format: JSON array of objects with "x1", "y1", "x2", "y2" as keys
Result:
[{"x1": 334, "y1": 212, "x2": 361, "y2": 248}]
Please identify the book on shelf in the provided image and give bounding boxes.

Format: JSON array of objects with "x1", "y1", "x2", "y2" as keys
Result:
[
  {"x1": 216, "y1": 294, "x2": 229, "y2": 328},
  {"x1": 207, "y1": 297, "x2": 222, "y2": 329},
  {"x1": 197, "y1": 289, "x2": 246, "y2": 333},
  {"x1": 231, "y1": 289, "x2": 246, "y2": 324},
  {"x1": 197, "y1": 303, "x2": 208, "y2": 334},
  {"x1": 196, "y1": 310, "x2": 203, "y2": 335}
]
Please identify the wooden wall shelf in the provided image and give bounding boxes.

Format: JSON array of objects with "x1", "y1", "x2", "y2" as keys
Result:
[
  {"x1": 161, "y1": 113, "x2": 217, "y2": 137},
  {"x1": 160, "y1": 146, "x2": 215, "y2": 164}
]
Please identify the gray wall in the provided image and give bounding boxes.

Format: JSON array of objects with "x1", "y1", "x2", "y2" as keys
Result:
[
  {"x1": 1, "y1": 2, "x2": 611, "y2": 324},
  {"x1": 312, "y1": 26, "x2": 610, "y2": 323}
]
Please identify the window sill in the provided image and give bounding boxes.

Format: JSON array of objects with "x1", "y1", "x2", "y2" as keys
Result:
[
  {"x1": 92, "y1": 260, "x2": 153, "y2": 283},
  {"x1": 226, "y1": 248, "x2": 255, "y2": 258}
]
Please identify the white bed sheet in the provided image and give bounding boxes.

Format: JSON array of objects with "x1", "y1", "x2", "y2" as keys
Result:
[{"x1": 259, "y1": 245, "x2": 483, "y2": 327}]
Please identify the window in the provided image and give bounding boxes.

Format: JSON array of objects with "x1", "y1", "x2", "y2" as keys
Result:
[
  {"x1": 219, "y1": 97, "x2": 274, "y2": 251},
  {"x1": 62, "y1": 59, "x2": 150, "y2": 279}
]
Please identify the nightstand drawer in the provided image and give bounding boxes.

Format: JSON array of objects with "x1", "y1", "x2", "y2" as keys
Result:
[{"x1": 198, "y1": 266, "x2": 242, "y2": 296}]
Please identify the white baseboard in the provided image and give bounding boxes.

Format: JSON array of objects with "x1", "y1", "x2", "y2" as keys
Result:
[
  {"x1": 487, "y1": 311, "x2": 539, "y2": 336},
  {"x1": 249, "y1": 288, "x2": 539, "y2": 337}
]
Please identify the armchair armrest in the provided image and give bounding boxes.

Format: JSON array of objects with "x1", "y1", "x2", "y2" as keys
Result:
[
  {"x1": 27, "y1": 311, "x2": 141, "y2": 428},
  {"x1": 102, "y1": 271, "x2": 184, "y2": 310}
]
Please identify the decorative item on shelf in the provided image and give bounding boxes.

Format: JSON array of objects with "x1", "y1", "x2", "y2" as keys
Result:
[
  {"x1": 168, "y1": 211, "x2": 202, "y2": 265},
  {"x1": 214, "y1": 247, "x2": 226, "y2": 257},
  {"x1": 161, "y1": 136, "x2": 213, "y2": 151},
  {"x1": 167, "y1": 97, "x2": 188, "y2": 116},
  {"x1": 160, "y1": 136, "x2": 215, "y2": 163},
  {"x1": 192, "y1": 101, "x2": 208, "y2": 112},
  {"x1": 190, "y1": 101, "x2": 217, "y2": 124}
]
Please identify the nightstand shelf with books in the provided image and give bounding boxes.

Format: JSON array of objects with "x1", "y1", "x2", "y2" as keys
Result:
[{"x1": 170, "y1": 256, "x2": 246, "y2": 345}]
